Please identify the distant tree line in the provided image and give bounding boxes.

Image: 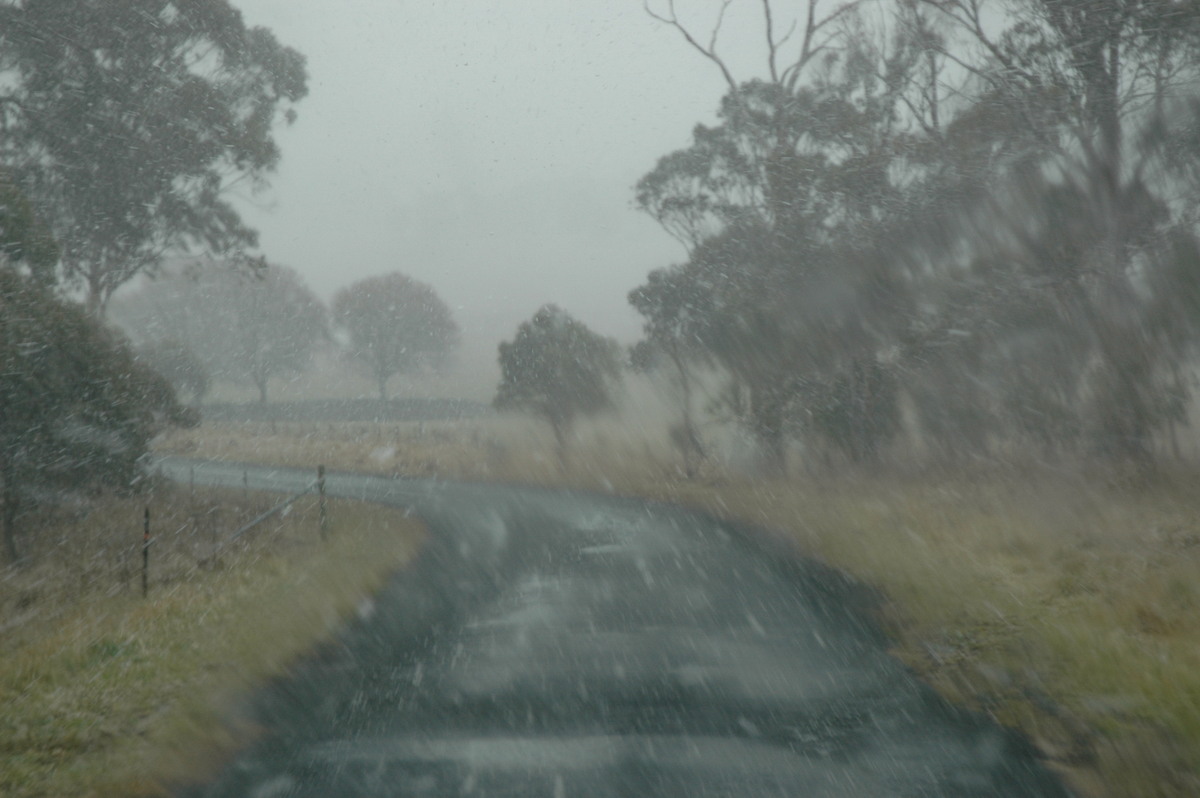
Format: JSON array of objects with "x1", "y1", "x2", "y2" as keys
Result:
[
  {"x1": 624, "y1": 0, "x2": 1200, "y2": 471},
  {"x1": 114, "y1": 264, "x2": 460, "y2": 406}
]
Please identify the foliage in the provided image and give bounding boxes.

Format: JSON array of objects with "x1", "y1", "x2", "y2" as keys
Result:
[
  {"x1": 628, "y1": 266, "x2": 714, "y2": 475},
  {"x1": 494, "y1": 305, "x2": 621, "y2": 461},
  {"x1": 0, "y1": 170, "x2": 57, "y2": 285},
  {"x1": 804, "y1": 358, "x2": 901, "y2": 462},
  {"x1": 332, "y1": 273, "x2": 459, "y2": 401},
  {"x1": 0, "y1": 268, "x2": 193, "y2": 563},
  {"x1": 0, "y1": 0, "x2": 308, "y2": 314},
  {"x1": 115, "y1": 261, "x2": 327, "y2": 404},
  {"x1": 135, "y1": 339, "x2": 211, "y2": 405},
  {"x1": 900, "y1": 0, "x2": 1200, "y2": 460},
  {"x1": 636, "y1": 0, "x2": 1200, "y2": 468},
  {"x1": 632, "y1": 52, "x2": 912, "y2": 469}
]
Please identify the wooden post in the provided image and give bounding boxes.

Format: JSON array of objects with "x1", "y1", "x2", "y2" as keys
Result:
[
  {"x1": 243, "y1": 469, "x2": 248, "y2": 500},
  {"x1": 317, "y1": 464, "x2": 327, "y2": 539},
  {"x1": 142, "y1": 507, "x2": 150, "y2": 599},
  {"x1": 189, "y1": 465, "x2": 195, "y2": 501},
  {"x1": 210, "y1": 507, "x2": 219, "y2": 563}
]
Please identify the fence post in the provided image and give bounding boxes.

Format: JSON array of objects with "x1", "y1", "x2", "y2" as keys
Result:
[
  {"x1": 210, "y1": 507, "x2": 219, "y2": 563},
  {"x1": 318, "y1": 464, "x2": 327, "y2": 539},
  {"x1": 243, "y1": 469, "x2": 248, "y2": 501},
  {"x1": 142, "y1": 507, "x2": 150, "y2": 599}
]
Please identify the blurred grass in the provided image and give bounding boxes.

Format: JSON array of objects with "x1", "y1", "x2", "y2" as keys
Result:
[
  {"x1": 0, "y1": 485, "x2": 424, "y2": 798},
  {"x1": 157, "y1": 417, "x2": 1200, "y2": 797},
  {"x1": 658, "y1": 469, "x2": 1200, "y2": 797}
]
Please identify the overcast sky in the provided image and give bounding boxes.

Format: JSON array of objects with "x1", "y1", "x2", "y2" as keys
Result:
[{"x1": 229, "y1": 0, "x2": 775, "y2": 395}]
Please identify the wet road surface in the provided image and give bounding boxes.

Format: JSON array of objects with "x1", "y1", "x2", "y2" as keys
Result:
[{"x1": 160, "y1": 458, "x2": 1069, "y2": 798}]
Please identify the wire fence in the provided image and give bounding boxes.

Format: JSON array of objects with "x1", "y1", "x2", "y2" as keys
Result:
[
  {"x1": 141, "y1": 465, "x2": 328, "y2": 598},
  {"x1": 1, "y1": 466, "x2": 331, "y2": 637}
]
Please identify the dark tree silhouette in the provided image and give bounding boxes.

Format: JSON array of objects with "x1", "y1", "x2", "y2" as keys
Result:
[
  {"x1": 494, "y1": 305, "x2": 621, "y2": 465},
  {"x1": 1, "y1": 269, "x2": 194, "y2": 563},
  {"x1": 0, "y1": 0, "x2": 308, "y2": 314}
]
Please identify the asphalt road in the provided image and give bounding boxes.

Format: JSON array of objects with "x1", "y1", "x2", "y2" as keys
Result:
[{"x1": 159, "y1": 458, "x2": 1070, "y2": 798}]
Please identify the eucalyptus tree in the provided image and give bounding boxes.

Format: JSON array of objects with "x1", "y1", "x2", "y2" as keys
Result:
[
  {"x1": 628, "y1": 266, "x2": 715, "y2": 476},
  {"x1": 637, "y1": 1, "x2": 925, "y2": 468},
  {"x1": 639, "y1": 0, "x2": 1200, "y2": 463},
  {"x1": 910, "y1": 0, "x2": 1200, "y2": 459},
  {"x1": 494, "y1": 305, "x2": 622, "y2": 466},
  {"x1": 332, "y1": 273, "x2": 459, "y2": 402},
  {"x1": 0, "y1": 0, "x2": 308, "y2": 315}
]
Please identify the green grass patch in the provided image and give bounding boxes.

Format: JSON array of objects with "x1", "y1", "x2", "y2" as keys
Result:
[{"x1": 0, "y1": 487, "x2": 424, "y2": 798}]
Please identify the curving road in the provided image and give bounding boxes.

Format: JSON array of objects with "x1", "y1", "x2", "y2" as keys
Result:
[{"x1": 159, "y1": 458, "x2": 1069, "y2": 798}]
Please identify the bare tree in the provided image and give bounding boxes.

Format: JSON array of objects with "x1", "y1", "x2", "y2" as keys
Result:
[{"x1": 644, "y1": 0, "x2": 865, "y2": 92}]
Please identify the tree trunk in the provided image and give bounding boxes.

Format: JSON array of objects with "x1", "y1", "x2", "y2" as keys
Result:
[
  {"x1": 550, "y1": 417, "x2": 568, "y2": 471},
  {"x1": 83, "y1": 264, "x2": 113, "y2": 319},
  {"x1": 671, "y1": 347, "x2": 705, "y2": 478}
]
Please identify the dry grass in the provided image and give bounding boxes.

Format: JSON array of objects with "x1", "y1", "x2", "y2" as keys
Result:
[
  {"x1": 157, "y1": 417, "x2": 1200, "y2": 797},
  {"x1": 656, "y1": 468, "x2": 1200, "y2": 797},
  {"x1": 0, "y1": 484, "x2": 425, "y2": 798},
  {"x1": 156, "y1": 415, "x2": 736, "y2": 490}
]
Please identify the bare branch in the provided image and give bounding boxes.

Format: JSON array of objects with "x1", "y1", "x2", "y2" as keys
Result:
[
  {"x1": 710, "y1": 0, "x2": 733, "y2": 55},
  {"x1": 644, "y1": 0, "x2": 738, "y2": 91},
  {"x1": 918, "y1": 0, "x2": 1039, "y2": 87},
  {"x1": 780, "y1": 0, "x2": 864, "y2": 90},
  {"x1": 762, "y1": 0, "x2": 779, "y2": 83}
]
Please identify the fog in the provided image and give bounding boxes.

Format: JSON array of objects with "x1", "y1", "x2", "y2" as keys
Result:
[
  {"x1": 8, "y1": 4, "x2": 1200, "y2": 795},
  {"x1": 227, "y1": 0, "x2": 759, "y2": 397}
]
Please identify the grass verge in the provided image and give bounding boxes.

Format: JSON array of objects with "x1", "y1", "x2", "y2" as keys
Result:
[
  {"x1": 654, "y1": 469, "x2": 1200, "y2": 798},
  {"x1": 157, "y1": 418, "x2": 1200, "y2": 797},
  {"x1": 0, "y1": 484, "x2": 425, "y2": 798}
]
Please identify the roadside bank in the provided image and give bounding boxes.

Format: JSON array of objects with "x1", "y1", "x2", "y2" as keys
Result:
[{"x1": 0, "y1": 485, "x2": 425, "y2": 798}]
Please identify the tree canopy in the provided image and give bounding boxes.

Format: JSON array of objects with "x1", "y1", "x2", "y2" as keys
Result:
[
  {"x1": 633, "y1": 0, "x2": 1200, "y2": 467},
  {"x1": 332, "y1": 273, "x2": 459, "y2": 402},
  {"x1": 629, "y1": 264, "x2": 724, "y2": 476},
  {"x1": 134, "y1": 338, "x2": 211, "y2": 405},
  {"x1": 0, "y1": 169, "x2": 58, "y2": 283},
  {"x1": 1, "y1": 267, "x2": 193, "y2": 563},
  {"x1": 494, "y1": 305, "x2": 621, "y2": 463},
  {"x1": 115, "y1": 260, "x2": 327, "y2": 404},
  {"x1": 0, "y1": 0, "x2": 308, "y2": 314}
]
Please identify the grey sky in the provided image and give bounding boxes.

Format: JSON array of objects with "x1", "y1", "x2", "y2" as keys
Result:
[{"x1": 229, "y1": 0, "x2": 772, "y2": 394}]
